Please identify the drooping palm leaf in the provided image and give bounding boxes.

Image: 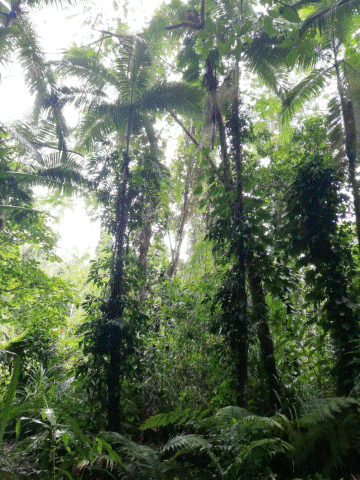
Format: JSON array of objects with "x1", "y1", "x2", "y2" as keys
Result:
[
  {"x1": 297, "y1": 0, "x2": 360, "y2": 39},
  {"x1": 0, "y1": 121, "x2": 44, "y2": 165},
  {"x1": 280, "y1": 66, "x2": 335, "y2": 121},
  {"x1": 135, "y1": 81, "x2": 203, "y2": 116}
]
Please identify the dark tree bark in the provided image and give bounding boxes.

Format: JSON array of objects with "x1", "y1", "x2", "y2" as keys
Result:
[
  {"x1": 247, "y1": 261, "x2": 281, "y2": 411},
  {"x1": 106, "y1": 152, "x2": 131, "y2": 432},
  {"x1": 230, "y1": 69, "x2": 248, "y2": 407},
  {"x1": 138, "y1": 209, "x2": 153, "y2": 304},
  {"x1": 335, "y1": 58, "x2": 360, "y2": 256}
]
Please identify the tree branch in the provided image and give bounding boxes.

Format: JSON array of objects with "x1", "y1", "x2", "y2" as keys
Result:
[{"x1": 168, "y1": 111, "x2": 225, "y2": 186}]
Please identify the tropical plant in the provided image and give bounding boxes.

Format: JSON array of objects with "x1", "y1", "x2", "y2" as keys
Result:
[
  {"x1": 57, "y1": 34, "x2": 203, "y2": 431},
  {"x1": 277, "y1": 0, "x2": 360, "y2": 254},
  {"x1": 285, "y1": 155, "x2": 360, "y2": 395}
]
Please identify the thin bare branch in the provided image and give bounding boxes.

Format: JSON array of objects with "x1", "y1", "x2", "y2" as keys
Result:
[{"x1": 168, "y1": 111, "x2": 225, "y2": 186}]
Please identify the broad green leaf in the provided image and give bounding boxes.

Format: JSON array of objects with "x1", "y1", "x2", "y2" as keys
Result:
[
  {"x1": 62, "y1": 431, "x2": 70, "y2": 445},
  {"x1": 264, "y1": 16, "x2": 274, "y2": 37},
  {"x1": 15, "y1": 418, "x2": 21, "y2": 438},
  {"x1": 268, "y1": 9, "x2": 280, "y2": 18},
  {"x1": 42, "y1": 408, "x2": 57, "y2": 426},
  {"x1": 285, "y1": 49, "x2": 298, "y2": 68},
  {"x1": 280, "y1": 6, "x2": 300, "y2": 23}
]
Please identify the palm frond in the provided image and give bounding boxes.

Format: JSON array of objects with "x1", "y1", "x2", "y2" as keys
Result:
[
  {"x1": 280, "y1": 66, "x2": 335, "y2": 121},
  {"x1": 25, "y1": 0, "x2": 83, "y2": 9},
  {"x1": 15, "y1": 17, "x2": 48, "y2": 98},
  {"x1": 242, "y1": 34, "x2": 289, "y2": 98},
  {"x1": 79, "y1": 102, "x2": 131, "y2": 150},
  {"x1": 114, "y1": 36, "x2": 153, "y2": 101},
  {"x1": 36, "y1": 152, "x2": 87, "y2": 194},
  {"x1": 328, "y1": 94, "x2": 345, "y2": 159},
  {"x1": 0, "y1": 26, "x2": 15, "y2": 65},
  {"x1": 0, "y1": 121, "x2": 44, "y2": 165},
  {"x1": 135, "y1": 81, "x2": 204, "y2": 117},
  {"x1": 0, "y1": 204, "x2": 39, "y2": 213},
  {"x1": 298, "y1": 0, "x2": 360, "y2": 39},
  {"x1": 58, "y1": 48, "x2": 122, "y2": 92}
]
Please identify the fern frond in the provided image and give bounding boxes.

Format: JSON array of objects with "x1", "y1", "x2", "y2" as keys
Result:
[
  {"x1": 298, "y1": 396, "x2": 359, "y2": 427},
  {"x1": 140, "y1": 407, "x2": 201, "y2": 430},
  {"x1": 163, "y1": 433, "x2": 223, "y2": 476},
  {"x1": 215, "y1": 405, "x2": 252, "y2": 423}
]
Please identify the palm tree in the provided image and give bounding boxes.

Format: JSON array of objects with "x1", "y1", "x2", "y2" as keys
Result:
[
  {"x1": 279, "y1": 0, "x2": 360, "y2": 253},
  {"x1": 160, "y1": 0, "x2": 285, "y2": 409},
  {"x1": 59, "y1": 36, "x2": 203, "y2": 431},
  {"x1": 0, "y1": 0, "x2": 90, "y2": 229}
]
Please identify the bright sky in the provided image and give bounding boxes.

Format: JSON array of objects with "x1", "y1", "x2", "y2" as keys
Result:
[{"x1": 1, "y1": 0, "x2": 167, "y2": 258}]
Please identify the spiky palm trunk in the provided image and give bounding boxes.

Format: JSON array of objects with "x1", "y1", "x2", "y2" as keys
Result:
[{"x1": 106, "y1": 151, "x2": 131, "y2": 432}]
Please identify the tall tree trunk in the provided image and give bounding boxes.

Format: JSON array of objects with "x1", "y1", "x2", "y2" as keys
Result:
[
  {"x1": 230, "y1": 63, "x2": 248, "y2": 407},
  {"x1": 138, "y1": 208, "x2": 153, "y2": 304},
  {"x1": 247, "y1": 261, "x2": 281, "y2": 411},
  {"x1": 335, "y1": 59, "x2": 360, "y2": 255},
  {"x1": 106, "y1": 152, "x2": 131, "y2": 432},
  {"x1": 168, "y1": 143, "x2": 195, "y2": 278}
]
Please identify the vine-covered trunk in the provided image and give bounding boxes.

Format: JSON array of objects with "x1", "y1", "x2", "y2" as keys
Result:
[
  {"x1": 230, "y1": 63, "x2": 248, "y2": 408},
  {"x1": 325, "y1": 265, "x2": 360, "y2": 396},
  {"x1": 106, "y1": 152, "x2": 131, "y2": 432},
  {"x1": 341, "y1": 98, "x2": 360, "y2": 256},
  {"x1": 247, "y1": 262, "x2": 281, "y2": 411},
  {"x1": 138, "y1": 209, "x2": 153, "y2": 304},
  {"x1": 335, "y1": 60, "x2": 360, "y2": 255}
]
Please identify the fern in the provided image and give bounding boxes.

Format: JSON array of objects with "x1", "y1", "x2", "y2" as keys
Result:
[
  {"x1": 163, "y1": 433, "x2": 224, "y2": 478},
  {"x1": 140, "y1": 407, "x2": 211, "y2": 430},
  {"x1": 289, "y1": 397, "x2": 360, "y2": 477}
]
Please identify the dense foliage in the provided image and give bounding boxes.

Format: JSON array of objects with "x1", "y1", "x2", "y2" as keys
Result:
[{"x1": 1, "y1": 0, "x2": 360, "y2": 479}]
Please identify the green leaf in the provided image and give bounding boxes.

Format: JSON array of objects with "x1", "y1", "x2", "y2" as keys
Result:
[
  {"x1": 15, "y1": 418, "x2": 21, "y2": 438},
  {"x1": 62, "y1": 431, "x2": 70, "y2": 445},
  {"x1": 42, "y1": 408, "x2": 57, "y2": 426},
  {"x1": 285, "y1": 49, "x2": 298, "y2": 68},
  {"x1": 243, "y1": 34, "x2": 253, "y2": 44},
  {"x1": 280, "y1": 37, "x2": 296, "y2": 49},
  {"x1": 280, "y1": 6, "x2": 300, "y2": 23},
  {"x1": 268, "y1": 9, "x2": 280, "y2": 18},
  {"x1": 264, "y1": 16, "x2": 274, "y2": 37},
  {"x1": 199, "y1": 199, "x2": 207, "y2": 210},
  {"x1": 193, "y1": 185, "x2": 203, "y2": 195},
  {"x1": 0, "y1": 353, "x2": 21, "y2": 447},
  {"x1": 234, "y1": 39, "x2": 242, "y2": 60},
  {"x1": 197, "y1": 30, "x2": 211, "y2": 40}
]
